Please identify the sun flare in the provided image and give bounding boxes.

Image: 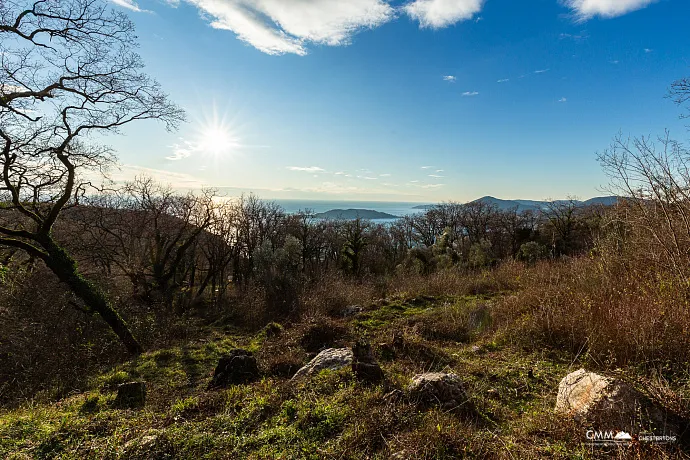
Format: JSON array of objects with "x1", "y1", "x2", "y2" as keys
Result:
[{"x1": 199, "y1": 125, "x2": 240, "y2": 156}]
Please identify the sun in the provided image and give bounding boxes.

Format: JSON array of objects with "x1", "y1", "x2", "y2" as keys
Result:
[{"x1": 199, "y1": 124, "x2": 240, "y2": 156}]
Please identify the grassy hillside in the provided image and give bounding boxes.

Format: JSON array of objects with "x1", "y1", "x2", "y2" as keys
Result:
[{"x1": 2, "y1": 267, "x2": 688, "y2": 459}]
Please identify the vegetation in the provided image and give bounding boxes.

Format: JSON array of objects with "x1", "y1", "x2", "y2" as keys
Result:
[{"x1": 2, "y1": 0, "x2": 690, "y2": 458}]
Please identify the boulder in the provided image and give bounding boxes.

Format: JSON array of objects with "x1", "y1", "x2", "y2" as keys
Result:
[
  {"x1": 209, "y1": 349, "x2": 259, "y2": 388},
  {"x1": 408, "y1": 373, "x2": 471, "y2": 411},
  {"x1": 556, "y1": 369, "x2": 679, "y2": 436},
  {"x1": 114, "y1": 382, "x2": 146, "y2": 409},
  {"x1": 292, "y1": 348, "x2": 353, "y2": 380}
]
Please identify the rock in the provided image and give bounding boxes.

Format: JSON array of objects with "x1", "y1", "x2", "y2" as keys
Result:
[
  {"x1": 408, "y1": 373, "x2": 472, "y2": 411},
  {"x1": 343, "y1": 304, "x2": 364, "y2": 317},
  {"x1": 351, "y1": 341, "x2": 384, "y2": 383},
  {"x1": 292, "y1": 348, "x2": 353, "y2": 380},
  {"x1": 114, "y1": 382, "x2": 146, "y2": 409},
  {"x1": 556, "y1": 369, "x2": 679, "y2": 436},
  {"x1": 209, "y1": 349, "x2": 259, "y2": 388}
]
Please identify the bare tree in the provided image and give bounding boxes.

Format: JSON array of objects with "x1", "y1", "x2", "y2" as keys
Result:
[{"x1": 0, "y1": 1, "x2": 184, "y2": 354}]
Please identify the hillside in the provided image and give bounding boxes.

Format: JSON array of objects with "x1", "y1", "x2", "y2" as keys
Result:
[{"x1": 2, "y1": 269, "x2": 688, "y2": 459}]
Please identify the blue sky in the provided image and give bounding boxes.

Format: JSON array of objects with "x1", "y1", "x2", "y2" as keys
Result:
[{"x1": 107, "y1": 0, "x2": 690, "y2": 202}]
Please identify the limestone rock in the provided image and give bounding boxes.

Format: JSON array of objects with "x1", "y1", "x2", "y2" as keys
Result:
[
  {"x1": 408, "y1": 372, "x2": 471, "y2": 411},
  {"x1": 556, "y1": 369, "x2": 679, "y2": 436},
  {"x1": 209, "y1": 349, "x2": 259, "y2": 388},
  {"x1": 292, "y1": 348, "x2": 353, "y2": 380}
]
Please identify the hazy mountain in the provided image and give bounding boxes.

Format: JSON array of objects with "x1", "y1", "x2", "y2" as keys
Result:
[{"x1": 471, "y1": 196, "x2": 620, "y2": 212}]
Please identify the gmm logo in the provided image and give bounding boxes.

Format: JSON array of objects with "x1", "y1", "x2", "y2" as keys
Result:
[{"x1": 586, "y1": 430, "x2": 615, "y2": 440}]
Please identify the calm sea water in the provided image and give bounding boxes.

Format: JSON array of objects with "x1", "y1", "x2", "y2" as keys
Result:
[{"x1": 273, "y1": 199, "x2": 430, "y2": 220}]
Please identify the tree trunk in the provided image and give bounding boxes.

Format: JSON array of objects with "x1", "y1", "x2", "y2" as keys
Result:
[{"x1": 40, "y1": 236, "x2": 144, "y2": 355}]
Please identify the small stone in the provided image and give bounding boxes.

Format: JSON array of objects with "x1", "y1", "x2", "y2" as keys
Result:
[
  {"x1": 343, "y1": 305, "x2": 364, "y2": 317},
  {"x1": 114, "y1": 382, "x2": 146, "y2": 409}
]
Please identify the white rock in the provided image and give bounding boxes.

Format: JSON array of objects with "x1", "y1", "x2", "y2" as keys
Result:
[{"x1": 291, "y1": 348, "x2": 353, "y2": 380}]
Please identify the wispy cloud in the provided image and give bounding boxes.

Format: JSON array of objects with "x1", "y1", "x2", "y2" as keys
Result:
[
  {"x1": 404, "y1": 0, "x2": 484, "y2": 29},
  {"x1": 563, "y1": 0, "x2": 659, "y2": 20},
  {"x1": 534, "y1": 68, "x2": 550, "y2": 74},
  {"x1": 644, "y1": 48, "x2": 653, "y2": 53},
  {"x1": 436, "y1": 169, "x2": 444, "y2": 172},
  {"x1": 462, "y1": 91, "x2": 479, "y2": 96},
  {"x1": 107, "y1": 165, "x2": 207, "y2": 189},
  {"x1": 610, "y1": 60, "x2": 620, "y2": 64},
  {"x1": 559, "y1": 31, "x2": 589, "y2": 41},
  {"x1": 558, "y1": 97, "x2": 567, "y2": 103},
  {"x1": 428, "y1": 174, "x2": 444, "y2": 178},
  {"x1": 182, "y1": 0, "x2": 394, "y2": 56},
  {"x1": 443, "y1": 75, "x2": 457, "y2": 82},
  {"x1": 287, "y1": 166, "x2": 326, "y2": 172},
  {"x1": 379, "y1": 173, "x2": 392, "y2": 177},
  {"x1": 334, "y1": 171, "x2": 346, "y2": 175},
  {"x1": 497, "y1": 78, "x2": 510, "y2": 83},
  {"x1": 421, "y1": 166, "x2": 433, "y2": 169},
  {"x1": 111, "y1": 0, "x2": 149, "y2": 12},
  {"x1": 422, "y1": 183, "x2": 445, "y2": 189}
]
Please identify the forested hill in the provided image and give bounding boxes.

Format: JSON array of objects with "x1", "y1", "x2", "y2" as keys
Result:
[{"x1": 314, "y1": 209, "x2": 399, "y2": 220}]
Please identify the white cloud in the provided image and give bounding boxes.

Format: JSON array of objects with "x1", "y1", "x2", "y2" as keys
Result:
[
  {"x1": 422, "y1": 183, "x2": 445, "y2": 189},
  {"x1": 462, "y1": 91, "x2": 479, "y2": 96},
  {"x1": 563, "y1": 0, "x2": 658, "y2": 20},
  {"x1": 404, "y1": 0, "x2": 484, "y2": 29},
  {"x1": 534, "y1": 68, "x2": 550, "y2": 74},
  {"x1": 644, "y1": 48, "x2": 653, "y2": 53},
  {"x1": 497, "y1": 78, "x2": 509, "y2": 83},
  {"x1": 421, "y1": 166, "x2": 433, "y2": 169},
  {"x1": 610, "y1": 60, "x2": 619, "y2": 64},
  {"x1": 443, "y1": 75, "x2": 457, "y2": 82},
  {"x1": 428, "y1": 174, "x2": 444, "y2": 178},
  {"x1": 185, "y1": 0, "x2": 394, "y2": 55},
  {"x1": 379, "y1": 173, "x2": 392, "y2": 177},
  {"x1": 287, "y1": 166, "x2": 325, "y2": 172},
  {"x1": 558, "y1": 97, "x2": 567, "y2": 103},
  {"x1": 334, "y1": 171, "x2": 346, "y2": 175},
  {"x1": 436, "y1": 169, "x2": 444, "y2": 172},
  {"x1": 111, "y1": 0, "x2": 148, "y2": 12}
]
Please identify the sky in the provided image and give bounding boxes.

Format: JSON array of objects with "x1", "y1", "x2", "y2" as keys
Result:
[{"x1": 105, "y1": 0, "x2": 690, "y2": 203}]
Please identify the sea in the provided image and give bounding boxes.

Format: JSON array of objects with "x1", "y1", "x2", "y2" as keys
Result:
[{"x1": 273, "y1": 199, "x2": 430, "y2": 222}]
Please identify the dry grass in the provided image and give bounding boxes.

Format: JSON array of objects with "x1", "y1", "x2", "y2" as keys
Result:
[{"x1": 492, "y1": 256, "x2": 690, "y2": 370}]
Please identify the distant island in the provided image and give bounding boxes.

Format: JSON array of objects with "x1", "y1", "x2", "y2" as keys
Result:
[
  {"x1": 411, "y1": 204, "x2": 434, "y2": 210},
  {"x1": 315, "y1": 209, "x2": 399, "y2": 220}
]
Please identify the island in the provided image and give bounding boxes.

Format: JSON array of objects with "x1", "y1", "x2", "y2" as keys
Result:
[{"x1": 314, "y1": 209, "x2": 399, "y2": 220}]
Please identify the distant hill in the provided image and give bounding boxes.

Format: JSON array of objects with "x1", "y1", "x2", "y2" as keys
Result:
[
  {"x1": 471, "y1": 196, "x2": 620, "y2": 212},
  {"x1": 315, "y1": 209, "x2": 399, "y2": 220},
  {"x1": 411, "y1": 204, "x2": 434, "y2": 210}
]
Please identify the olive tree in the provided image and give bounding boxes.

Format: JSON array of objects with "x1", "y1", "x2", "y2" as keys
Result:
[{"x1": 0, "y1": 0, "x2": 184, "y2": 354}]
